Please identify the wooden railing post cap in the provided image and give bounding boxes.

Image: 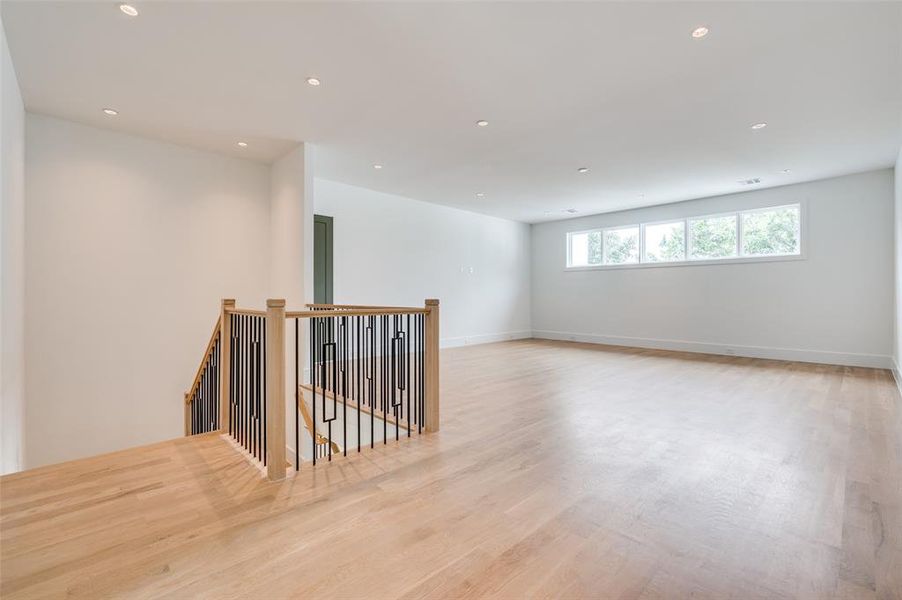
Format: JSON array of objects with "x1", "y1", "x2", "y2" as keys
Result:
[
  {"x1": 222, "y1": 298, "x2": 236, "y2": 306},
  {"x1": 267, "y1": 298, "x2": 286, "y2": 308},
  {"x1": 425, "y1": 299, "x2": 440, "y2": 307}
]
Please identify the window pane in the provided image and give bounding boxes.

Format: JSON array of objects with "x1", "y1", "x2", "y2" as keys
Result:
[
  {"x1": 689, "y1": 215, "x2": 737, "y2": 260},
  {"x1": 603, "y1": 227, "x2": 639, "y2": 264},
  {"x1": 643, "y1": 221, "x2": 685, "y2": 263},
  {"x1": 741, "y1": 205, "x2": 800, "y2": 257},
  {"x1": 569, "y1": 231, "x2": 602, "y2": 266}
]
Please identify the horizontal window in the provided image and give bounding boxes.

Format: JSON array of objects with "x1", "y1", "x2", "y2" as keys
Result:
[
  {"x1": 741, "y1": 205, "x2": 801, "y2": 257},
  {"x1": 642, "y1": 220, "x2": 685, "y2": 263},
  {"x1": 603, "y1": 226, "x2": 639, "y2": 265},
  {"x1": 565, "y1": 203, "x2": 801, "y2": 269}
]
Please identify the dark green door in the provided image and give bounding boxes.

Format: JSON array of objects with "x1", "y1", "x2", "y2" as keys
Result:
[{"x1": 314, "y1": 215, "x2": 333, "y2": 304}]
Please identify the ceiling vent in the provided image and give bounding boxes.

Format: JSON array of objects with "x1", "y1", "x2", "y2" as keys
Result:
[{"x1": 738, "y1": 178, "x2": 761, "y2": 185}]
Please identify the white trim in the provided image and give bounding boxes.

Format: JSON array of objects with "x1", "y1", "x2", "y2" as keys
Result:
[
  {"x1": 640, "y1": 219, "x2": 686, "y2": 264},
  {"x1": 687, "y1": 212, "x2": 739, "y2": 261},
  {"x1": 441, "y1": 330, "x2": 532, "y2": 349},
  {"x1": 603, "y1": 224, "x2": 640, "y2": 266},
  {"x1": 565, "y1": 201, "x2": 804, "y2": 270},
  {"x1": 531, "y1": 329, "x2": 894, "y2": 369},
  {"x1": 892, "y1": 359, "x2": 902, "y2": 397},
  {"x1": 565, "y1": 253, "x2": 806, "y2": 271}
]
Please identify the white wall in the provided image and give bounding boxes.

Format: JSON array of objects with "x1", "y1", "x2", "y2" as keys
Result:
[
  {"x1": 894, "y1": 151, "x2": 901, "y2": 385},
  {"x1": 532, "y1": 169, "x2": 895, "y2": 368},
  {"x1": 25, "y1": 114, "x2": 272, "y2": 468},
  {"x1": 270, "y1": 145, "x2": 314, "y2": 446},
  {"x1": 315, "y1": 179, "x2": 532, "y2": 346},
  {"x1": 1, "y1": 15, "x2": 26, "y2": 474}
]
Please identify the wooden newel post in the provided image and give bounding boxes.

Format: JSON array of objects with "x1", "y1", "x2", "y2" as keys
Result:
[
  {"x1": 424, "y1": 298, "x2": 440, "y2": 432},
  {"x1": 219, "y1": 299, "x2": 235, "y2": 431},
  {"x1": 184, "y1": 392, "x2": 190, "y2": 436},
  {"x1": 265, "y1": 299, "x2": 287, "y2": 481}
]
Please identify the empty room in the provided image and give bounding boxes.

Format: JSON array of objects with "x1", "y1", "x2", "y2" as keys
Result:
[{"x1": 1, "y1": 1, "x2": 901, "y2": 598}]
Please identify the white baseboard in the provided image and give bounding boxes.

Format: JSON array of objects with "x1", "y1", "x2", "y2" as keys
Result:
[
  {"x1": 531, "y1": 329, "x2": 894, "y2": 369},
  {"x1": 892, "y1": 359, "x2": 902, "y2": 396},
  {"x1": 440, "y1": 330, "x2": 532, "y2": 349}
]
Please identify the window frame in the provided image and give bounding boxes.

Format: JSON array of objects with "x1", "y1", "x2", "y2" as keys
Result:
[
  {"x1": 687, "y1": 209, "x2": 739, "y2": 262},
  {"x1": 565, "y1": 228, "x2": 604, "y2": 268},
  {"x1": 738, "y1": 203, "x2": 804, "y2": 259},
  {"x1": 564, "y1": 201, "x2": 805, "y2": 271},
  {"x1": 601, "y1": 224, "x2": 641, "y2": 266},
  {"x1": 640, "y1": 218, "x2": 687, "y2": 264}
]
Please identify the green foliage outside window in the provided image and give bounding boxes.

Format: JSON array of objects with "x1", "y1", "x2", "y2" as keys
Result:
[
  {"x1": 644, "y1": 222, "x2": 685, "y2": 262},
  {"x1": 690, "y1": 215, "x2": 737, "y2": 259},
  {"x1": 604, "y1": 228, "x2": 639, "y2": 264},
  {"x1": 741, "y1": 207, "x2": 800, "y2": 256}
]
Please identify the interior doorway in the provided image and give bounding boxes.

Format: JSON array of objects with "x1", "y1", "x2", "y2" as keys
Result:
[{"x1": 314, "y1": 214, "x2": 333, "y2": 304}]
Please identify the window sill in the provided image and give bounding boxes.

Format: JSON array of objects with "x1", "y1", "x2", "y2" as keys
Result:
[{"x1": 565, "y1": 253, "x2": 805, "y2": 272}]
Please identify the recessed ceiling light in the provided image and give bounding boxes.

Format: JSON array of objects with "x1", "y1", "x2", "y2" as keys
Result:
[
  {"x1": 237, "y1": 141, "x2": 248, "y2": 148},
  {"x1": 476, "y1": 120, "x2": 489, "y2": 127},
  {"x1": 564, "y1": 208, "x2": 578, "y2": 214},
  {"x1": 306, "y1": 77, "x2": 321, "y2": 86},
  {"x1": 476, "y1": 192, "x2": 485, "y2": 198},
  {"x1": 738, "y1": 178, "x2": 761, "y2": 185},
  {"x1": 373, "y1": 164, "x2": 383, "y2": 170},
  {"x1": 750, "y1": 122, "x2": 768, "y2": 130},
  {"x1": 691, "y1": 26, "x2": 709, "y2": 38},
  {"x1": 780, "y1": 169, "x2": 791, "y2": 174},
  {"x1": 102, "y1": 108, "x2": 118, "y2": 116},
  {"x1": 119, "y1": 4, "x2": 138, "y2": 16},
  {"x1": 577, "y1": 167, "x2": 589, "y2": 174}
]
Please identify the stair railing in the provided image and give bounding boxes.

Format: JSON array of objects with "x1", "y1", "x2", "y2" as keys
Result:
[
  {"x1": 185, "y1": 298, "x2": 440, "y2": 481},
  {"x1": 184, "y1": 319, "x2": 221, "y2": 436}
]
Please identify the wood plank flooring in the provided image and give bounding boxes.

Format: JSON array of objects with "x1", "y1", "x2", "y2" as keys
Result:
[{"x1": 2, "y1": 340, "x2": 901, "y2": 599}]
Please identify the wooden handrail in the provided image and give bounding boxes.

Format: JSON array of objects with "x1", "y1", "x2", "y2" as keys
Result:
[
  {"x1": 185, "y1": 318, "x2": 221, "y2": 403},
  {"x1": 296, "y1": 386, "x2": 341, "y2": 454},
  {"x1": 305, "y1": 303, "x2": 423, "y2": 311},
  {"x1": 286, "y1": 308, "x2": 427, "y2": 318},
  {"x1": 224, "y1": 307, "x2": 267, "y2": 317},
  {"x1": 225, "y1": 304, "x2": 428, "y2": 319}
]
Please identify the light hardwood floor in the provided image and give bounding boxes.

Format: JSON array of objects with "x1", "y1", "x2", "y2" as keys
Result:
[{"x1": 2, "y1": 340, "x2": 901, "y2": 599}]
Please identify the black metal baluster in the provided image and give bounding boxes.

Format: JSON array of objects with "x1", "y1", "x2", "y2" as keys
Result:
[
  {"x1": 312, "y1": 316, "x2": 317, "y2": 466},
  {"x1": 342, "y1": 316, "x2": 347, "y2": 457},
  {"x1": 252, "y1": 316, "x2": 259, "y2": 460},
  {"x1": 262, "y1": 314, "x2": 267, "y2": 467},
  {"x1": 356, "y1": 315, "x2": 361, "y2": 452},
  {"x1": 381, "y1": 315, "x2": 391, "y2": 445},
  {"x1": 394, "y1": 315, "x2": 400, "y2": 441},
  {"x1": 368, "y1": 316, "x2": 375, "y2": 449},
  {"x1": 229, "y1": 315, "x2": 234, "y2": 436},
  {"x1": 406, "y1": 314, "x2": 411, "y2": 437},
  {"x1": 241, "y1": 314, "x2": 247, "y2": 452},
  {"x1": 295, "y1": 317, "x2": 299, "y2": 471},
  {"x1": 238, "y1": 315, "x2": 243, "y2": 448},
  {"x1": 258, "y1": 316, "x2": 263, "y2": 461},
  {"x1": 236, "y1": 315, "x2": 242, "y2": 446}
]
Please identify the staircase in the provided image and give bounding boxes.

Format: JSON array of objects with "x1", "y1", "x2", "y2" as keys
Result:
[{"x1": 184, "y1": 298, "x2": 440, "y2": 480}]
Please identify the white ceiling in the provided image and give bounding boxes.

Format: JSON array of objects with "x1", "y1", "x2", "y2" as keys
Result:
[{"x1": 3, "y1": 1, "x2": 901, "y2": 223}]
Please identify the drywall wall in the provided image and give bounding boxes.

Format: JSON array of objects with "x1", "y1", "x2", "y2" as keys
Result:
[
  {"x1": 24, "y1": 114, "x2": 272, "y2": 468},
  {"x1": 270, "y1": 144, "x2": 314, "y2": 446},
  {"x1": 895, "y1": 151, "x2": 901, "y2": 384},
  {"x1": 532, "y1": 169, "x2": 895, "y2": 368},
  {"x1": 314, "y1": 179, "x2": 531, "y2": 346},
  {"x1": 1, "y1": 15, "x2": 26, "y2": 474}
]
